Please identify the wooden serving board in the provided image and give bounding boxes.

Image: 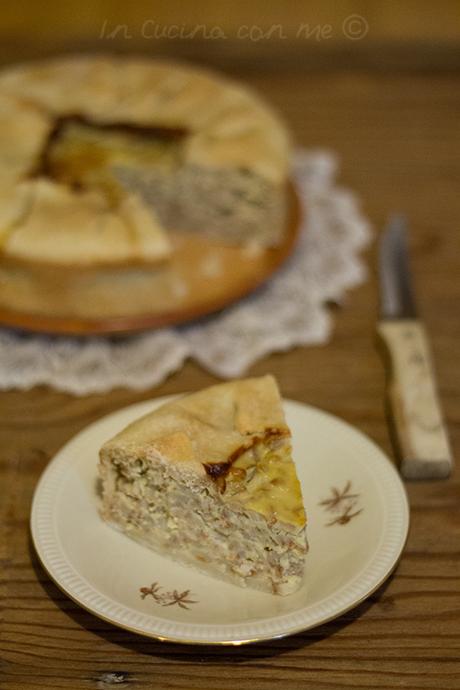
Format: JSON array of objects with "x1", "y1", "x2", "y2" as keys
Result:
[{"x1": 0, "y1": 185, "x2": 301, "y2": 336}]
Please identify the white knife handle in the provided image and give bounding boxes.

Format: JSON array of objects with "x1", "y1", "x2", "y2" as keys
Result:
[{"x1": 377, "y1": 319, "x2": 452, "y2": 479}]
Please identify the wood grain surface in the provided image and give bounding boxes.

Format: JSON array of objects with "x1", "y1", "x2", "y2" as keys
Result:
[{"x1": 1, "y1": 49, "x2": 460, "y2": 690}]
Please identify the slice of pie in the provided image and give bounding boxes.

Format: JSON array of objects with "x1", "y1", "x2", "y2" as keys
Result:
[{"x1": 99, "y1": 375, "x2": 308, "y2": 595}]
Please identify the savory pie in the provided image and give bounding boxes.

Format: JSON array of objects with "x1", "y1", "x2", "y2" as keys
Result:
[
  {"x1": 99, "y1": 375, "x2": 308, "y2": 595},
  {"x1": 0, "y1": 56, "x2": 291, "y2": 266}
]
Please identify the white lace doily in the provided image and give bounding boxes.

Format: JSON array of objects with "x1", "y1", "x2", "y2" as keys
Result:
[{"x1": 0, "y1": 150, "x2": 371, "y2": 395}]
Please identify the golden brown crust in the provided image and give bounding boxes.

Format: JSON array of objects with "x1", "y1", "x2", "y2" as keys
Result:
[
  {"x1": 0, "y1": 179, "x2": 171, "y2": 266},
  {"x1": 101, "y1": 375, "x2": 288, "y2": 469}
]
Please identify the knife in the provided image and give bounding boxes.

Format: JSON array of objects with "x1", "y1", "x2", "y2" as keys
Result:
[{"x1": 377, "y1": 215, "x2": 452, "y2": 479}]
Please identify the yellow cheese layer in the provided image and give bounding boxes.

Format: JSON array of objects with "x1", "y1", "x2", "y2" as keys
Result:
[
  {"x1": 46, "y1": 121, "x2": 183, "y2": 203},
  {"x1": 225, "y1": 443, "x2": 306, "y2": 528}
]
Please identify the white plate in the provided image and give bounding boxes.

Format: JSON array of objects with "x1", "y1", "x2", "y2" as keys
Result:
[{"x1": 31, "y1": 397, "x2": 409, "y2": 645}]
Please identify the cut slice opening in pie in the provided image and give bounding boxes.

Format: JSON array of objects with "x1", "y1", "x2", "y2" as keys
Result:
[
  {"x1": 99, "y1": 375, "x2": 308, "y2": 595},
  {"x1": 0, "y1": 56, "x2": 291, "y2": 266}
]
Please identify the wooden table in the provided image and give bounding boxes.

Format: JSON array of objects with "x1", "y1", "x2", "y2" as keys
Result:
[{"x1": 1, "y1": 49, "x2": 460, "y2": 690}]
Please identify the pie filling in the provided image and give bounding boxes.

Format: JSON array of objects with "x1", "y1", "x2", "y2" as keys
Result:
[{"x1": 101, "y1": 441, "x2": 307, "y2": 595}]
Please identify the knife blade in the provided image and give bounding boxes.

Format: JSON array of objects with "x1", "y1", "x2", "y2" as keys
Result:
[
  {"x1": 379, "y1": 215, "x2": 418, "y2": 319},
  {"x1": 377, "y1": 215, "x2": 452, "y2": 479}
]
